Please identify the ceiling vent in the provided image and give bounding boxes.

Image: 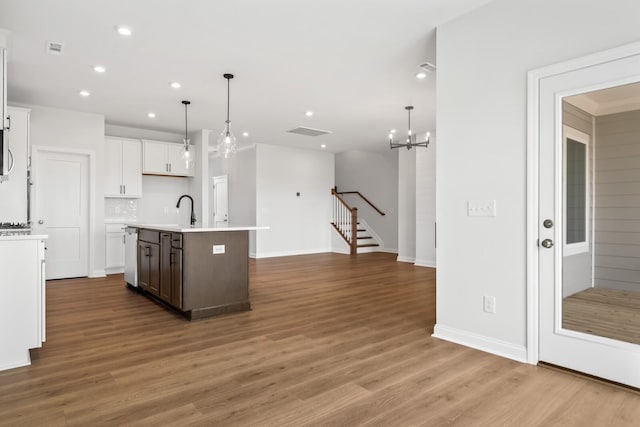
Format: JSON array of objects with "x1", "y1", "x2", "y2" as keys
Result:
[
  {"x1": 46, "y1": 41, "x2": 64, "y2": 55},
  {"x1": 287, "y1": 127, "x2": 332, "y2": 137}
]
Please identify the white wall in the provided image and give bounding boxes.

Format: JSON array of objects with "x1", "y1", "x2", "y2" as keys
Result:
[
  {"x1": 25, "y1": 104, "x2": 106, "y2": 277},
  {"x1": 415, "y1": 136, "x2": 436, "y2": 267},
  {"x1": 334, "y1": 150, "x2": 398, "y2": 252},
  {"x1": 188, "y1": 130, "x2": 211, "y2": 227},
  {"x1": 255, "y1": 144, "x2": 334, "y2": 258},
  {"x1": 435, "y1": 0, "x2": 640, "y2": 360},
  {"x1": 210, "y1": 145, "x2": 257, "y2": 255},
  {"x1": 105, "y1": 124, "x2": 182, "y2": 143},
  {"x1": 398, "y1": 149, "x2": 416, "y2": 262}
]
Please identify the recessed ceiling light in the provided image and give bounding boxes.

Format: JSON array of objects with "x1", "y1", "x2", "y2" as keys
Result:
[
  {"x1": 170, "y1": 82, "x2": 181, "y2": 89},
  {"x1": 147, "y1": 112, "x2": 156, "y2": 118},
  {"x1": 93, "y1": 65, "x2": 106, "y2": 73},
  {"x1": 305, "y1": 111, "x2": 314, "y2": 117},
  {"x1": 390, "y1": 129, "x2": 396, "y2": 133},
  {"x1": 242, "y1": 132, "x2": 249, "y2": 137},
  {"x1": 116, "y1": 25, "x2": 132, "y2": 36},
  {"x1": 416, "y1": 72, "x2": 427, "y2": 79},
  {"x1": 79, "y1": 90, "x2": 90, "y2": 97},
  {"x1": 321, "y1": 144, "x2": 326, "y2": 149}
]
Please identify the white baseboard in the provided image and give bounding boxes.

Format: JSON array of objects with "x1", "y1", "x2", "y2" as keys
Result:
[
  {"x1": 414, "y1": 259, "x2": 436, "y2": 268},
  {"x1": 396, "y1": 256, "x2": 415, "y2": 263},
  {"x1": 253, "y1": 248, "x2": 333, "y2": 259},
  {"x1": 90, "y1": 270, "x2": 107, "y2": 278},
  {"x1": 432, "y1": 324, "x2": 528, "y2": 363},
  {"x1": 380, "y1": 248, "x2": 398, "y2": 254},
  {"x1": 249, "y1": 251, "x2": 257, "y2": 258},
  {"x1": 105, "y1": 267, "x2": 124, "y2": 275},
  {"x1": 332, "y1": 248, "x2": 350, "y2": 255}
]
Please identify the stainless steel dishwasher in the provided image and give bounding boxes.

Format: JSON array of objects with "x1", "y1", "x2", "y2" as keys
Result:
[{"x1": 124, "y1": 226, "x2": 138, "y2": 287}]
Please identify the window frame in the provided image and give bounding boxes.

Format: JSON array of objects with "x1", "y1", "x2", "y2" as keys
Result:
[{"x1": 562, "y1": 125, "x2": 590, "y2": 256}]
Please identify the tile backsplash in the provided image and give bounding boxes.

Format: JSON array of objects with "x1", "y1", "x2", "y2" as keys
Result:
[{"x1": 104, "y1": 198, "x2": 138, "y2": 221}]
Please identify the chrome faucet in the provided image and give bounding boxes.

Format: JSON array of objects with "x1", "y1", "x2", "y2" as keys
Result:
[{"x1": 176, "y1": 194, "x2": 196, "y2": 226}]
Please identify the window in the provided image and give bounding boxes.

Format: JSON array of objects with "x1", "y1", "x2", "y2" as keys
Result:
[{"x1": 563, "y1": 125, "x2": 590, "y2": 256}]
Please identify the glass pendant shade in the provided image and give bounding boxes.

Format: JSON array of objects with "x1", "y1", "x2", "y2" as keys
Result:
[
  {"x1": 182, "y1": 138, "x2": 194, "y2": 168},
  {"x1": 217, "y1": 121, "x2": 237, "y2": 159},
  {"x1": 181, "y1": 100, "x2": 193, "y2": 168},
  {"x1": 214, "y1": 73, "x2": 237, "y2": 158}
]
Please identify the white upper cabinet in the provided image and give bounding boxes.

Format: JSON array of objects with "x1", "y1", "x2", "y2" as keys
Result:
[
  {"x1": 142, "y1": 140, "x2": 194, "y2": 177},
  {"x1": 104, "y1": 137, "x2": 142, "y2": 198}
]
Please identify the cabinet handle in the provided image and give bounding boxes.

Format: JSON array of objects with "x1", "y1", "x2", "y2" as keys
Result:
[
  {"x1": 123, "y1": 184, "x2": 126, "y2": 194},
  {"x1": 166, "y1": 163, "x2": 169, "y2": 172},
  {"x1": 169, "y1": 163, "x2": 172, "y2": 173},
  {"x1": 145, "y1": 246, "x2": 151, "y2": 257},
  {"x1": 123, "y1": 235, "x2": 126, "y2": 244}
]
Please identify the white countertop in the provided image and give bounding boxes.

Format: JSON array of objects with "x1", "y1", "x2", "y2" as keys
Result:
[
  {"x1": 0, "y1": 233, "x2": 48, "y2": 241},
  {"x1": 127, "y1": 223, "x2": 268, "y2": 233}
]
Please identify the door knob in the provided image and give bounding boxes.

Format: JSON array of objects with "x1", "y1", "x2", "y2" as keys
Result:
[
  {"x1": 543, "y1": 219, "x2": 553, "y2": 229},
  {"x1": 38, "y1": 220, "x2": 44, "y2": 224},
  {"x1": 541, "y1": 239, "x2": 554, "y2": 248}
]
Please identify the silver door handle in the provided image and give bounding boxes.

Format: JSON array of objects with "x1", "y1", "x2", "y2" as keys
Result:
[
  {"x1": 541, "y1": 239, "x2": 554, "y2": 248},
  {"x1": 38, "y1": 220, "x2": 44, "y2": 224}
]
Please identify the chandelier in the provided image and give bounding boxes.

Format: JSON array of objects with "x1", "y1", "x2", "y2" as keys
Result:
[{"x1": 389, "y1": 106, "x2": 430, "y2": 150}]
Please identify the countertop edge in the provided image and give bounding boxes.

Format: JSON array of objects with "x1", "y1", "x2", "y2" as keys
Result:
[
  {"x1": 126, "y1": 224, "x2": 269, "y2": 233},
  {"x1": 0, "y1": 234, "x2": 48, "y2": 241}
]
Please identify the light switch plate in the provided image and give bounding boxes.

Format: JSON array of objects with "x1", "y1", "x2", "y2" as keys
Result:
[
  {"x1": 468, "y1": 200, "x2": 497, "y2": 217},
  {"x1": 213, "y1": 244, "x2": 225, "y2": 254}
]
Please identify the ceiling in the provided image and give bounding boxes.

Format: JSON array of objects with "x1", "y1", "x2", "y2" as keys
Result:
[
  {"x1": 566, "y1": 82, "x2": 640, "y2": 116},
  {"x1": 0, "y1": 0, "x2": 492, "y2": 153}
]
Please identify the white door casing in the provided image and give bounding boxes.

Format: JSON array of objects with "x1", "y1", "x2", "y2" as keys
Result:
[
  {"x1": 32, "y1": 147, "x2": 90, "y2": 279},
  {"x1": 212, "y1": 175, "x2": 228, "y2": 225},
  {"x1": 528, "y1": 41, "x2": 640, "y2": 387}
]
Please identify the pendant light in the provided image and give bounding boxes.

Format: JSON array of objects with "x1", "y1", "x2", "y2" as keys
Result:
[
  {"x1": 216, "y1": 73, "x2": 237, "y2": 158},
  {"x1": 389, "y1": 106, "x2": 430, "y2": 150},
  {"x1": 181, "y1": 100, "x2": 194, "y2": 168}
]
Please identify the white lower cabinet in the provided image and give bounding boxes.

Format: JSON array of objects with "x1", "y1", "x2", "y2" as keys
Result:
[
  {"x1": 105, "y1": 223, "x2": 126, "y2": 273},
  {"x1": 0, "y1": 236, "x2": 47, "y2": 371}
]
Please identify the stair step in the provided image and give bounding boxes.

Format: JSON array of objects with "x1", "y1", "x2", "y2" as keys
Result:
[
  {"x1": 357, "y1": 243, "x2": 379, "y2": 248},
  {"x1": 357, "y1": 229, "x2": 366, "y2": 232},
  {"x1": 357, "y1": 236, "x2": 373, "y2": 240}
]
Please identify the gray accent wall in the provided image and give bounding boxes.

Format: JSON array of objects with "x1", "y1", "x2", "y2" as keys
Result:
[
  {"x1": 594, "y1": 109, "x2": 640, "y2": 291},
  {"x1": 562, "y1": 102, "x2": 594, "y2": 298}
]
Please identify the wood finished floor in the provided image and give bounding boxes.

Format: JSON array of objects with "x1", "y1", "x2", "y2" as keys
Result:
[
  {"x1": 563, "y1": 287, "x2": 640, "y2": 346},
  {"x1": 1, "y1": 252, "x2": 640, "y2": 426}
]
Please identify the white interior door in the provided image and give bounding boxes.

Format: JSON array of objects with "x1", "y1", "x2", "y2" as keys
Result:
[
  {"x1": 538, "y1": 52, "x2": 640, "y2": 388},
  {"x1": 33, "y1": 149, "x2": 89, "y2": 279},
  {"x1": 212, "y1": 175, "x2": 228, "y2": 225}
]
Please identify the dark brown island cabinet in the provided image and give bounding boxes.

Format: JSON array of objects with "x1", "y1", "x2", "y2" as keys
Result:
[{"x1": 136, "y1": 227, "x2": 252, "y2": 320}]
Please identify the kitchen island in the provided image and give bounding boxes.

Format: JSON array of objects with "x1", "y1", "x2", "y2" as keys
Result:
[{"x1": 129, "y1": 224, "x2": 266, "y2": 320}]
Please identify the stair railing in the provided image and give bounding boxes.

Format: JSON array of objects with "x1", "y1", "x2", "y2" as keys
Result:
[
  {"x1": 333, "y1": 187, "x2": 386, "y2": 216},
  {"x1": 331, "y1": 188, "x2": 358, "y2": 255}
]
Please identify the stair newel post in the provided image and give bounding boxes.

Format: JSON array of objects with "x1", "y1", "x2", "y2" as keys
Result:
[{"x1": 351, "y1": 207, "x2": 358, "y2": 255}]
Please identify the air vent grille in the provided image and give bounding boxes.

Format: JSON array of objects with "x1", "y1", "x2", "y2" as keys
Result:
[
  {"x1": 287, "y1": 127, "x2": 332, "y2": 137},
  {"x1": 46, "y1": 41, "x2": 64, "y2": 55}
]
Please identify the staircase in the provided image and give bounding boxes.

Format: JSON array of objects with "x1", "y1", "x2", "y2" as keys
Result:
[{"x1": 331, "y1": 187, "x2": 384, "y2": 255}]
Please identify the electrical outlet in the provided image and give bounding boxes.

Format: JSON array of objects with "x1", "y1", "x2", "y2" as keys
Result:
[
  {"x1": 468, "y1": 200, "x2": 497, "y2": 217},
  {"x1": 483, "y1": 296, "x2": 496, "y2": 314},
  {"x1": 213, "y1": 244, "x2": 225, "y2": 254}
]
